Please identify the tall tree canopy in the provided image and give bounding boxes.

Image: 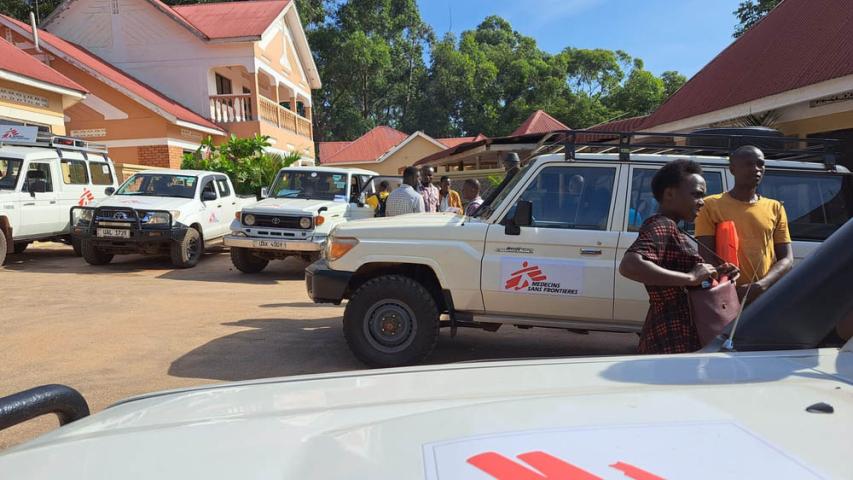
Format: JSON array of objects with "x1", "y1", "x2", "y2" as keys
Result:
[
  {"x1": 733, "y1": 0, "x2": 782, "y2": 37},
  {"x1": 5, "y1": 0, "x2": 689, "y2": 141}
]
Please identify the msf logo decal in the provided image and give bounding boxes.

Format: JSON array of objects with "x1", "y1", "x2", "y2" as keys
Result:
[
  {"x1": 468, "y1": 451, "x2": 664, "y2": 480},
  {"x1": 505, "y1": 262, "x2": 547, "y2": 291},
  {"x1": 78, "y1": 188, "x2": 95, "y2": 206}
]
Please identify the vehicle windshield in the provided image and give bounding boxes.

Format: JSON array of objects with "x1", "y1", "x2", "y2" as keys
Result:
[
  {"x1": 0, "y1": 158, "x2": 23, "y2": 190},
  {"x1": 472, "y1": 163, "x2": 532, "y2": 218},
  {"x1": 270, "y1": 171, "x2": 349, "y2": 201},
  {"x1": 116, "y1": 174, "x2": 198, "y2": 199}
]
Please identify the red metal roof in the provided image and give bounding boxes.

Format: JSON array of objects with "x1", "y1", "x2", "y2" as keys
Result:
[
  {"x1": 320, "y1": 126, "x2": 409, "y2": 164},
  {"x1": 437, "y1": 134, "x2": 487, "y2": 148},
  {"x1": 318, "y1": 141, "x2": 351, "y2": 161},
  {"x1": 646, "y1": 0, "x2": 853, "y2": 128},
  {"x1": 1, "y1": 15, "x2": 223, "y2": 133},
  {"x1": 511, "y1": 110, "x2": 570, "y2": 136},
  {"x1": 0, "y1": 36, "x2": 86, "y2": 93},
  {"x1": 172, "y1": 0, "x2": 290, "y2": 40}
]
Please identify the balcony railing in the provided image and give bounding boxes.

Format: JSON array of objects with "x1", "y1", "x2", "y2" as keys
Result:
[
  {"x1": 258, "y1": 96, "x2": 313, "y2": 139},
  {"x1": 210, "y1": 94, "x2": 312, "y2": 138},
  {"x1": 210, "y1": 94, "x2": 253, "y2": 123}
]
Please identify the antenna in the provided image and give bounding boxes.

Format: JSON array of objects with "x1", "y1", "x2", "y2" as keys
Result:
[{"x1": 448, "y1": 2, "x2": 453, "y2": 33}]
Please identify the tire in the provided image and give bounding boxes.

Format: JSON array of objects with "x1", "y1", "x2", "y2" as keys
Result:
[
  {"x1": 170, "y1": 227, "x2": 203, "y2": 268},
  {"x1": 230, "y1": 247, "x2": 269, "y2": 273},
  {"x1": 0, "y1": 232, "x2": 7, "y2": 266},
  {"x1": 343, "y1": 275, "x2": 440, "y2": 368},
  {"x1": 71, "y1": 237, "x2": 82, "y2": 257},
  {"x1": 81, "y1": 239, "x2": 113, "y2": 265},
  {"x1": 13, "y1": 241, "x2": 29, "y2": 254}
]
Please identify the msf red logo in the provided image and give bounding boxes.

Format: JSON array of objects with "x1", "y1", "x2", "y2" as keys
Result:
[
  {"x1": 505, "y1": 261, "x2": 547, "y2": 291},
  {"x1": 1, "y1": 128, "x2": 22, "y2": 139},
  {"x1": 468, "y1": 451, "x2": 665, "y2": 480}
]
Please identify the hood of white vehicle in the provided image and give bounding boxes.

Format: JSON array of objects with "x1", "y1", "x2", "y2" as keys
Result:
[
  {"x1": 338, "y1": 212, "x2": 472, "y2": 236},
  {"x1": 245, "y1": 198, "x2": 346, "y2": 215},
  {"x1": 2, "y1": 349, "x2": 851, "y2": 479},
  {"x1": 92, "y1": 195, "x2": 195, "y2": 212}
]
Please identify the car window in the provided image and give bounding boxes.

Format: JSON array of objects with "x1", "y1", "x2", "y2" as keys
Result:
[
  {"x1": 61, "y1": 159, "x2": 89, "y2": 185},
  {"x1": 508, "y1": 166, "x2": 617, "y2": 231},
  {"x1": 0, "y1": 158, "x2": 23, "y2": 190},
  {"x1": 627, "y1": 168, "x2": 724, "y2": 232},
  {"x1": 202, "y1": 180, "x2": 218, "y2": 198},
  {"x1": 24, "y1": 162, "x2": 54, "y2": 193},
  {"x1": 215, "y1": 178, "x2": 231, "y2": 197},
  {"x1": 89, "y1": 162, "x2": 114, "y2": 185},
  {"x1": 758, "y1": 172, "x2": 852, "y2": 241}
]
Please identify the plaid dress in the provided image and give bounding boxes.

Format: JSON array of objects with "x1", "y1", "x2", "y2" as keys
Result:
[{"x1": 627, "y1": 214, "x2": 703, "y2": 354}]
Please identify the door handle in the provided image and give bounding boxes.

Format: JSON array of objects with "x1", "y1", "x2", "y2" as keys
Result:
[
  {"x1": 231, "y1": 202, "x2": 236, "y2": 205},
  {"x1": 217, "y1": 204, "x2": 223, "y2": 208},
  {"x1": 50, "y1": 200, "x2": 57, "y2": 204},
  {"x1": 580, "y1": 248, "x2": 602, "y2": 255},
  {"x1": 23, "y1": 202, "x2": 35, "y2": 206}
]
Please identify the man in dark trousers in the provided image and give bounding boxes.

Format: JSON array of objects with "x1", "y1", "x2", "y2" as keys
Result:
[{"x1": 695, "y1": 145, "x2": 793, "y2": 304}]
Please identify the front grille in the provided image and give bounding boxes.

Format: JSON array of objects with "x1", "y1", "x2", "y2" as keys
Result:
[
  {"x1": 95, "y1": 207, "x2": 139, "y2": 222},
  {"x1": 250, "y1": 214, "x2": 308, "y2": 229}
]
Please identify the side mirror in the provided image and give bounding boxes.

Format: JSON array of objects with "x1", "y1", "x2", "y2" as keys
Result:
[
  {"x1": 505, "y1": 200, "x2": 533, "y2": 236},
  {"x1": 260, "y1": 187, "x2": 269, "y2": 199},
  {"x1": 105, "y1": 187, "x2": 115, "y2": 196},
  {"x1": 202, "y1": 190, "x2": 217, "y2": 202},
  {"x1": 27, "y1": 179, "x2": 46, "y2": 195}
]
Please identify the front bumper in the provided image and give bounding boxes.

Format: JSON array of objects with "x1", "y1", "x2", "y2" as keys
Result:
[
  {"x1": 70, "y1": 206, "x2": 186, "y2": 251},
  {"x1": 224, "y1": 235, "x2": 323, "y2": 252},
  {"x1": 305, "y1": 259, "x2": 353, "y2": 304}
]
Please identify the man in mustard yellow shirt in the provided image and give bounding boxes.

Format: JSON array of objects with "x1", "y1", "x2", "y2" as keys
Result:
[{"x1": 696, "y1": 145, "x2": 793, "y2": 303}]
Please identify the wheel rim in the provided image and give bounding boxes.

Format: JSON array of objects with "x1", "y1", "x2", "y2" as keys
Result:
[
  {"x1": 363, "y1": 300, "x2": 417, "y2": 354},
  {"x1": 187, "y1": 235, "x2": 200, "y2": 261}
]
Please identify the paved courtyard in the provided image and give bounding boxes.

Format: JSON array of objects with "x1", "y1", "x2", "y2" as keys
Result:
[{"x1": 0, "y1": 243, "x2": 638, "y2": 448}]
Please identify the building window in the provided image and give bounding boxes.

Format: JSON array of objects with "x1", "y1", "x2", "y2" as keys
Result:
[{"x1": 215, "y1": 74, "x2": 232, "y2": 95}]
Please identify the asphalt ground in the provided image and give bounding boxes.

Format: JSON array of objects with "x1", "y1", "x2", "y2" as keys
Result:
[{"x1": 0, "y1": 243, "x2": 638, "y2": 449}]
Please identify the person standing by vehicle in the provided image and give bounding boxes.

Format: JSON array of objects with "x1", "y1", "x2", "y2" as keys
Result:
[
  {"x1": 619, "y1": 160, "x2": 738, "y2": 354},
  {"x1": 479, "y1": 153, "x2": 522, "y2": 210},
  {"x1": 365, "y1": 180, "x2": 390, "y2": 216},
  {"x1": 696, "y1": 145, "x2": 793, "y2": 304},
  {"x1": 385, "y1": 167, "x2": 425, "y2": 217},
  {"x1": 419, "y1": 166, "x2": 440, "y2": 213},
  {"x1": 438, "y1": 176, "x2": 463, "y2": 213},
  {"x1": 462, "y1": 179, "x2": 484, "y2": 216}
]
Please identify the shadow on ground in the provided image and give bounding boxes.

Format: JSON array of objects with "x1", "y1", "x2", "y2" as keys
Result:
[{"x1": 169, "y1": 317, "x2": 639, "y2": 382}]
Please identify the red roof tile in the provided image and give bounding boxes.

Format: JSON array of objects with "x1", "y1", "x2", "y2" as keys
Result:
[
  {"x1": 318, "y1": 141, "x2": 351, "y2": 160},
  {"x1": 1, "y1": 15, "x2": 223, "y2": 133},
  {"x1": 0, "y1": 36, "x2": 86, "y2": 93},
  {"x1": 320, "y1": 126, "x2": 409, "y2": 164},
  {"x1": 437, "y1": 134, "x2": 488, "y2": 148},
  {"x1": 172, "y1": 0, "x2": 290, "y2": 40},
  {"x1": 646, "y1": 0, "x2": 853, "y2": 128},
  {"x1": 511, "y1": 110, "x2": 570, "y2": 136}
]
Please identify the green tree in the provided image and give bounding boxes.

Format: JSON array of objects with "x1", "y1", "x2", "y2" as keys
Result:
[
  {"x1": 607, "y1": 59, "x2": 665, "y2": 117},
  {"x1": 660, "y1": 70, "x2": 687, "y2": 99},
  {"x1": 733, "y1": 0, "x2": 782, "y2": 37}
]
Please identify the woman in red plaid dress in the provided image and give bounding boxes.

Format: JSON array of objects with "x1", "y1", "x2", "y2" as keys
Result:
[{"x1": 620, "y1": 160, "x2": 738, "y2": 354}]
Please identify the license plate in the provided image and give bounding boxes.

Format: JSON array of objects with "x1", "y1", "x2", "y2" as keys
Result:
[
  {"x1": 97, "y1": 228, "x2": 130, "y2": 239},
  {"x1": 253, "y1": 239, "x2": 285, "y2": 249}
]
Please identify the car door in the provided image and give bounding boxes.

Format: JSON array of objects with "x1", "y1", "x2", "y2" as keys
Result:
[
  {"x1": 348, "y1": 175, "x2": 403, "y2": 220},
  {"x1": 481, "y1": 163, "x2": 623, "y2": 323},
  {"x1": 199, "y1": 177, "x2": 224, "y2": 238},
  {"x1": 57, "y1": 153, "x2": 91, "y2": 233},
  {"x1": 214, "y1": 176, "x2": 238, "y2": 232},
  {"x1": 18, "y1": 160, "x2": 63, "y2": 237},
  {"x1": 613, "y1": 165, "x2": 727, "y2": 325}
]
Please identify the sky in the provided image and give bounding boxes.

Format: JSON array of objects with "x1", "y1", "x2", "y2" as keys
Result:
[{"x1": 417, "y1": 0, "x2": 744, "y2": 78}]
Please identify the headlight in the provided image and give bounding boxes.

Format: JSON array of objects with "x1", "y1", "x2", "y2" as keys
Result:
[
  {"x1": 326, "y1": 236, "x2": 359, "y2": 262},
  {"x1": 299, "y1": 217, "x2": 312, "y2": 229},
  {"x1": 244, "y1": 214, "x2": 256, "y2": 226},
  {"x1": 74, "y1": 208, "x2": 93, "y2": 225},
  {"x1": 141, "y1": 211, "x2": 171, "y2": 225}
]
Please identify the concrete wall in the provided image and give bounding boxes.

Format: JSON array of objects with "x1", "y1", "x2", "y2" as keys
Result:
[{"x1": 0, "y1": 78, "x2": 67, "y2": 134}]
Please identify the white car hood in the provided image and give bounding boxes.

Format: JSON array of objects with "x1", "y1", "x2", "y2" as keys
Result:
[
  {"x1": 92, "y1": 195, "x2": 195, "y2": 212},
  {"x1": 245, "y1": 198, "x2": 346, "y2": 215},
  {"x1": 2, "y1": 349, "x2": 852, "y2": 479}
]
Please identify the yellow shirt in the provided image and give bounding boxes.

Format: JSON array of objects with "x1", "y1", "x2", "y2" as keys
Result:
[
  {"x1": 365, "y1": 191, "x2": 389, "y2": 210},
  {"x1": 695, "y1": 192, "x2": 791, "y2": 285}
]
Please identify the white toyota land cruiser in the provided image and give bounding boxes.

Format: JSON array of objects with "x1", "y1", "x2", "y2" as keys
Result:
[
  {"x1": 71, "y1": 170, "x2": 255, "y2": 268},
  {"x1": 0, "y1": 129, "x2": 118, "y2": 266},
  {"x1": 306, "y1": 130, "x2": 852, "y2": 367},
  {"x1": 225, "y1": 166, "x2": 400, "y2": 273}
]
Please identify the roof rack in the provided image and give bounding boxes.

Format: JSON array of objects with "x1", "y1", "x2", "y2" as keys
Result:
[
  {"x1": 553, "y1": 130, "x2": 841, "y2": 171},
  {"x1": 0, "y1": 132, "x2": 109, "y2": 156}
]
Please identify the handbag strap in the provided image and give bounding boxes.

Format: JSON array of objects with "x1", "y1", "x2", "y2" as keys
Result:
[{"x1": 677, "y1": 226, "x2": 729, "y2": 265}]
